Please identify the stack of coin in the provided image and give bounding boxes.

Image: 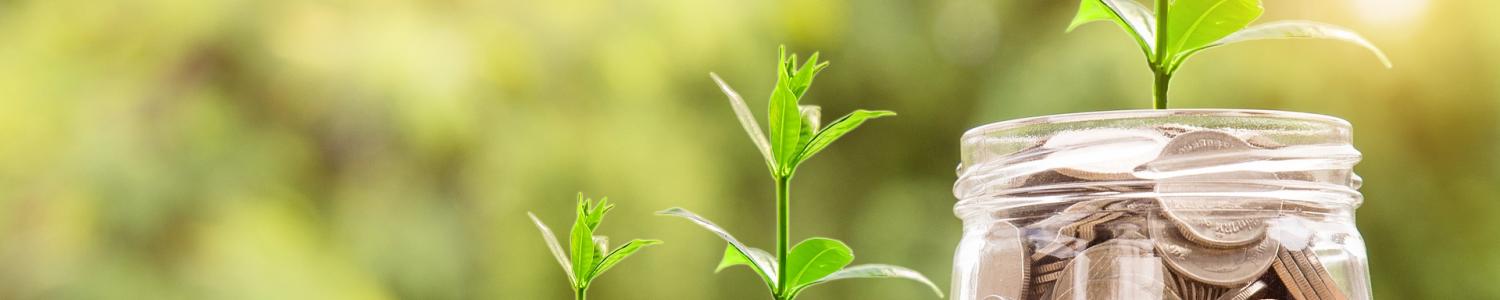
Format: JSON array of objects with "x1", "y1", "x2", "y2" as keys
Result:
[{"x1": 965, "y1": 127, "x2": 1357, "y2": 300}]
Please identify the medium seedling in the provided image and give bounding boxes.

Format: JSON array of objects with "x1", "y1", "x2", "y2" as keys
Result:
[
  {"x1": 658, "y1": 46, "x2": 943, "y2": 300},
  {"x1": 529, "y1": 193, "x2": 662, "y2": 300},
  {"x1": 1068, "y1": 0, "x2": 1391, "y2": 108}
]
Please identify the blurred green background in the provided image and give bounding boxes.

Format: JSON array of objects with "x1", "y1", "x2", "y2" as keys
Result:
[{"x1": 1, "y1": 0, "x2": 1495, "y2": 299}]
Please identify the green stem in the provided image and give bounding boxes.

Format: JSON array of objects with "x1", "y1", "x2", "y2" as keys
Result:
[
  {"x1": 1154, "y1": 71, "x2": 1171, "y2": 109},
  {"x1": 1154, "y1": 0, "x2": 1170, "y2": 109},
  {"x1": 774, "y1": 175, "x2": 792, "y2": 298},
  {"x1": 576, "y1": 287, "x2": 587, "y2": 300}
]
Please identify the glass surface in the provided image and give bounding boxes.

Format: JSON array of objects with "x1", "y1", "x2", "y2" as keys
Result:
[{"x1": 951, "y1": 109, "x2": 1370, "y2": 300}]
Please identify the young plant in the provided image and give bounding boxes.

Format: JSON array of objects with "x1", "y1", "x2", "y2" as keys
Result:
[
  {"x1": 528, "y1": 193, "x2": 662, "y2": 300},
  {"x1": 1068, "y1": 0, "x2": 1391, "y2": 109},
  {"x1": 657, "y1": 46, "x2": 943, "y2": 300}
]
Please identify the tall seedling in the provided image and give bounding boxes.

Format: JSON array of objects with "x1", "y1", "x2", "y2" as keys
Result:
[{"x1": 658, "y1": 46, "x2": 943, "y2": 300}]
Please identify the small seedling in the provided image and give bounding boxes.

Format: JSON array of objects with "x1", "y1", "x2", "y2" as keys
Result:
[
  {"x1": 529, "y1": 193, "x2": 662, "y2": 300},
  {"x1": 1068, "y1": 0, "x2": 1391, "y2": 108},
  {"x1": 658, "y1": 46, "x2": 942, "y2": 300}
]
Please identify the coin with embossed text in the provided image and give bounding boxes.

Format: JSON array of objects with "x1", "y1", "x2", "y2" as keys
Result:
[
  {"x1": 1144, "y1": 130, "x2": 1256, "y2": 173},
  {"x1": 1150, "y1": 211, "x2": 1279, "y2": 287},
  {"x1": 1155, "y1": 181, "x2": 1281, "y2": 248}
]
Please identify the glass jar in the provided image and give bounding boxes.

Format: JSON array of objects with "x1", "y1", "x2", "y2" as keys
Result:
[{"x1": 950, "y1": 110, "x2": 1370, "y2": 300}]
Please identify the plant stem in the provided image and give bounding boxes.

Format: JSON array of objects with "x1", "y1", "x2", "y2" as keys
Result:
[
  {"x1": 1154, "y1": 71, "x2": 1171, "y2": 109},
  {"x1": 774, "y1": 175, "x2": 792, "y2": 298},
  {"x1": 576, "y1": 287, "x2": 587, "y2": 300},
  {"x1": 1154, "y1": 0, "x2": 1170, "y2": 109}
]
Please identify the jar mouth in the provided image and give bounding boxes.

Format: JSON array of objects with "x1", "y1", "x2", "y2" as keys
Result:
[
  {"x1": 953, "y1": 108, "x2": 1363, "y2": 213},
  {"x1": 961, "y1": 109, "x2": 1351, "y2": 142}
]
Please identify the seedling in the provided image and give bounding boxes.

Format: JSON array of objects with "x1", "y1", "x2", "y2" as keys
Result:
[
  {"x1": 529, "y1": 193, "x2": 662, "y2": 300},
  {"x1": 658, "y1": 46, "x2": 943, "y2": 300},
  {"x1": 1068, "y1": 0, "x2": 1391, "y2": 108}
]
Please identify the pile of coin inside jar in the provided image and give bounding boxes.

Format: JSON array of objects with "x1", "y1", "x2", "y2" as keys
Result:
[{"x1": 959, "y1": 125, "x2": 1366, "y2": 300}]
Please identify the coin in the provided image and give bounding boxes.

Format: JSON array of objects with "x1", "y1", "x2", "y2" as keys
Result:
[
  {"x1": 1271, "y1": 248, "x2": 1317, "y2": 300},
  {"x1": 1034, "y1": 266, "x2": 1066, "y2": 283},
  {"x1": 1276, "y1": 171, "x2": 1317, "y2": 182},
  {"x1": 1029, "y1": 199, "x2": 1124, "y2": 260},
  {"x1": 1042, "y1": 129, "x2": 1168, "y2": 180},
  {"x1": 974, "y1": 221, "x2": 1028, "y2": 300},
  {"x1": 1036, "y1": 259, "x2": 1070, "y2": 275},
  {"x1": 1170, "y1": 267, "x2": 1228, "y2": 300},
  {"x1": 1216, "y1": 281, "x2": 1267, "y2": 300},
  {"x1": 1050, "y1": 235, "x2": 1168, "y2": 299},
  {"x1": 1150, "y1": 211, "x2": 1279, "y2": 287},
  {"x1": 1155, "y1": 124, "x2": 1201, "y2": 138},
  {"x1": 1156, "y1": 179, "x2": 1281, "y2": 248},
  {"x1": 1145, "y1": 130, "x2": 1256, "y2": 173},
  {"x1": 1288, "y1": 247, "x2": 1347, "y2": 300},
  {"x1": 1245, "y1": 135, "x2": 1286, "y2": 149},
  {"x1": 1033, "y1": 211, "x2": 1124, "y2": 260},
  {"x1": 1018, "y1": 170, "x2": 1087, "y2": 192},
  {"x1": 1164, "y1": 270, "x2": 1185, "y2": 300}
]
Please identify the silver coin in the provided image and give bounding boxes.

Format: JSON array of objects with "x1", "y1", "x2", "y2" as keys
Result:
[
  {"x1": 1155, "y1": 198, "x2": 1280, "y2": 248},
  {"x1": 1145, "y1": 130, "x2": 1256, "y2": 173},
  {"x1": 1021, "y1": 170, "x2": 1086, "y2": 189},
  {"x1": 1030, "y1": 199, "x2": 1126, "y2": 260},
  {"x1": 1155, "y1": 178, "x2": 1281, "y2": 248},
  {"x1": 1155, "y1": 124, "x2": 1202, "y2": 138},
  {"x1": 1215, "y1": 281, "x2": 1267, "y2": 300},
  {"x1": 1276, "y1": 171, "x2": 1317, "y2": 182},
  {"x1": 974, "y1": 221, "x2": 1028, "y2": 300},
  {"x1": 1270, "y1": 247, "x2": 1317, "y2": 300},
  {"x1": 1173, "y1": 271, "x2": 1228, "y2": 300},
  {"x1": 1042, "y1": 129, "x2": 1168, "y2": 180},
  {"x1": 1050, "y1": 234, "x2": 1169, "y2": 299},
  {"x1": 1245, "y1": 135, "x2": 1285, "y2": 149},
  {"x1": 1150, "y1": 211, "x2": 1279, "y2": 287},
  {"x1": 1288, "y1": 247, "x2": 1347, "y2": 300}
]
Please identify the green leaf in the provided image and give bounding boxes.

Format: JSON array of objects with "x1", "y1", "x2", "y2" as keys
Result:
[
  {"x1": 589, "y1": 239, "x2": 663, "y2": 280},
  {"x1": 794, "y1": 53, "x2": 829, "y2": 97},
  {"x1": 710, "y1": 73, "x2": 777, "y2": 170},
  {"x1": 767, "y1": 46, "x2": 830, "y2": 174},
  {"x1": 1068, "y1": 0, "x2": 1157, "y2": 55},
  {"x1": 1171, "y1": 20, "x2": 1391, "y2": 70},
  {"x1": 768, "y1": 71, "x2": 804, "y2": 174},
  {"x1": 715, "y1": 244, "x2": 779, "y2": 284},
  {"x1": 793, "y1": 264, "x2": 944, "y2": 298},
  {"x1": 569, "y1": 199, "x2": 598, "y2": 285},
  {"x1": 1165, "y1": 0, "x2": 1263, "y2": 57},
  {"x1": 527, "y1": 212, "x2": 576, "y2": 286},
  {"x1": 785, "y1": 238, "x2": 855, "y2": 292},
  {"x1": 794, "y1": 110, "x2": 896, "y2": 164},
  {"x1": 1067, "y1": 0, "x2": 1113, "y2": 32},
  {"x1": 656, "y1": 208, "x2": 779, "y2": 288},
  {"x1": 585, "y1": 196, "x2": 613, "y2": 230}
]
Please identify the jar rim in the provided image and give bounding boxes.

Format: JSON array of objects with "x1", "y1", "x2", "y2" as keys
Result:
[{"x1": 961, "y1": 109, "x2": 1352, "y2": 141}]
